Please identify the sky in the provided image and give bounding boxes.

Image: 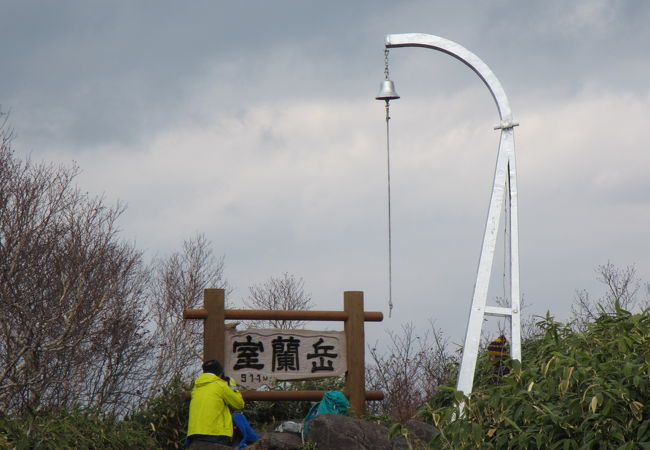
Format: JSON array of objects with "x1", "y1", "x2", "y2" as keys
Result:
[{"x1": 2, "y1": 0, "x2": 649, "y2": 350}]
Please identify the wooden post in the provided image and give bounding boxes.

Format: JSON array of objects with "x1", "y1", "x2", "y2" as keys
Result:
[
  {"x1": 203, "y1": 289, "x2": 225, "y2": 363},
  {"x1": 344, "y1": 291, "x2": 365, "y2": 416},
  {"x1": 242, "y1": 390, "x2": 383, "y2": 402},
  {"x1": 185, "y1": 308, "x2": 382, "y2": 322}
]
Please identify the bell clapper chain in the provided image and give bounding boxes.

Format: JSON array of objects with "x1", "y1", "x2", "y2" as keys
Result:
[{"x1": 375, "y1": 48, "x2": 400, "y2": 318}]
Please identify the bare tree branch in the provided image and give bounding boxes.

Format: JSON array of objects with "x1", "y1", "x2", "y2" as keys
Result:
[
  {"x1": 365, "y1": 321, "x2": 456, "y2": 422},
  {"x1": 147, "y1": 233, "x2": 230, "y2": 397},
  {"x1": 0, "y1": 122, "x2": 152, "y2": 415},
  {"x1": 243, "y1": 273, "x2": 313, "y2": 329},
  {"x1": 571, "y1": 262, "x2": 645, "y2": 331}
]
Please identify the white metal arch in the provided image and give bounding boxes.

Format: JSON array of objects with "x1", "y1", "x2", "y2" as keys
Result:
[{"x1": 385, "y1": 33, "x2": 521, "y2": 396}]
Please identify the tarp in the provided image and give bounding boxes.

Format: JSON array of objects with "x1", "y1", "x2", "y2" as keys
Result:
[{"x1": 302, "y1": 391, "x2": 350, "y2": 438}]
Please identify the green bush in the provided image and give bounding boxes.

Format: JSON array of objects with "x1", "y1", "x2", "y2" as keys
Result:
[
  {"x1": 420, "y1": 306, "x2": 650, "y2": 449},
  {"x1": 126, "y1": 375, "x2": 191, "y2": 449},
  {"x1": 0, "y1": 375, "x2": 192, "y2": 450},
  {"x1": 0, "y1": 408, "x2": 156, "y2": 449}
]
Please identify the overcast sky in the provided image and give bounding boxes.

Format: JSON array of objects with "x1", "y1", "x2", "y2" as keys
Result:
[{"x1": 2, "y1": 1, "x2": 649, "y2": 349}]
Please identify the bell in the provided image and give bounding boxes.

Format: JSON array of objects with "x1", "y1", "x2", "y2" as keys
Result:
[{"x1": 375, "y1": 79, "x2": 400, "y2": 101}]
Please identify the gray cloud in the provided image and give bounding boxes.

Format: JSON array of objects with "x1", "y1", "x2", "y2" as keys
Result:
[{"x1": 2, "y1": 0, "x2": 650, "y2": 346}]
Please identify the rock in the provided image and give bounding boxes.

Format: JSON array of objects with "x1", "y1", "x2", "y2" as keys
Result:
[
  {"x1": 186, "y1": 440, "x2": 233, "y2": 449},
  {"x1": 246, "y1": 431, "x2": 303, "y2": 450},
  {"x1": 306, "y1": 414, "x2": 438, "y2": 450},
  {"x1": 403, "y1": 419, "x2": 439, "y2": 448}
]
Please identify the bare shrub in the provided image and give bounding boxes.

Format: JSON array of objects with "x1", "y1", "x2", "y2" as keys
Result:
[
  {"x1": 572, "y1": 262, "x2": 648, "y2": 331},
  {"x1": 0, "y1": 123, "x2": 151, "y2": 415},
  {"x1": 366, "y1": 321, "x2": 456, "y2": 422},
  {"x1": 148, "y1": 234, "x2": 230, "y2": 395},
  {"x1": 243, "y1": 272, "x2": 313, "y2": 329}
]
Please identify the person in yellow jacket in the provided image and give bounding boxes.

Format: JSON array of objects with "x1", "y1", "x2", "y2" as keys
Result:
[{"x1": 187, "y1": 359, "x2": 245, "y2": 447}]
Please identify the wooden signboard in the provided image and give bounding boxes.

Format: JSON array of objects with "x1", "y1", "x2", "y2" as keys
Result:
[{"x1": 225, "y1": 329, "x2": 346, "y2": 389}]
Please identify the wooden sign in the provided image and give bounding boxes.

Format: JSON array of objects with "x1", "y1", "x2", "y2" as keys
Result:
[{"x1": 224, "y1": 329, "x2": 347, "y2": 388}]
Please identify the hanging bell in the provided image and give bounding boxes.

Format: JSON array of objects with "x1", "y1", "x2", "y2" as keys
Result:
[{"x1": 375, "y1": 79, "x2": 400, "y2": 101}]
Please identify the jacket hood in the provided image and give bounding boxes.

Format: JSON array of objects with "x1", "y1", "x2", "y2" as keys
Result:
[{"x1": 194, "y1": 372, "x2": 223, "y2": 387}]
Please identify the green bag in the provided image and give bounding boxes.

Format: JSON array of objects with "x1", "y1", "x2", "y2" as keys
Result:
[{"x1": 302, "y1": 391, "x2": 350, "y2": 437}]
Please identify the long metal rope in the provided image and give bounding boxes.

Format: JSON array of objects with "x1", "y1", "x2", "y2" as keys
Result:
[{"x1": 385, "y1": 100, "x2": 394, "y2": 318}]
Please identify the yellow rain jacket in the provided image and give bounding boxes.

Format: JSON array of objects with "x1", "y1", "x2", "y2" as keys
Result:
[{"x1": 187, "y1": 373, "x2": 245, "y2": 438}]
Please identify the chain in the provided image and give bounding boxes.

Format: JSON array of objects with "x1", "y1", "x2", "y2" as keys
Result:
[{"x1": 384, "y1": 49, "x2": 390, "y2": 80}]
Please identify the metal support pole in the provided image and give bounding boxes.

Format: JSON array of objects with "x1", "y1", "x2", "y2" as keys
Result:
[{"x1": 384, "y1": 33, "x2": 521, "y2": 397}]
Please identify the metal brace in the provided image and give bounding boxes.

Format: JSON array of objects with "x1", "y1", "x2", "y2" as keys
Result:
[{"x1": 494, "y1": 120, "x2": 520, "y2": 130}]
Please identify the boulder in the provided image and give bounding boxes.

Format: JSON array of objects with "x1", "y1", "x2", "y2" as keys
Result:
[
  {"x1": 246, "y1": 431, "x2": 303, "y2": 450},
  {"x1": 186, "y1": 441, "x2": 233, "y2": 450},
  {"x1": 306, "y1": 414, "x2": 438, "y2": 449},
  {"x1": 403, "y1": 419, "x2": 439, "y2": 447}
]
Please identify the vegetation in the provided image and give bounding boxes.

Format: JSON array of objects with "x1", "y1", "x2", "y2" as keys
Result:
[
  {"x1": 7, "y1": 304, "x2": 647, "y2": 449},
  {"x1": 0, "y1": 408, "x2": 157, "y2": 449},
  {"x1": 0, "y1": 114, "x2": 230, "y2": 418},
  {"x1": 366, "y1": 321, "x2": 457, "y2": 423},
  {"x1": 0, "y1": 123, "x2": 151, "y2": 416},
  {"x1": 420, "y1": 305, "x2": 650, "y2": 449},
  {"x1": 126, "y1": 376, "x2": 191, "y2": 449}
]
